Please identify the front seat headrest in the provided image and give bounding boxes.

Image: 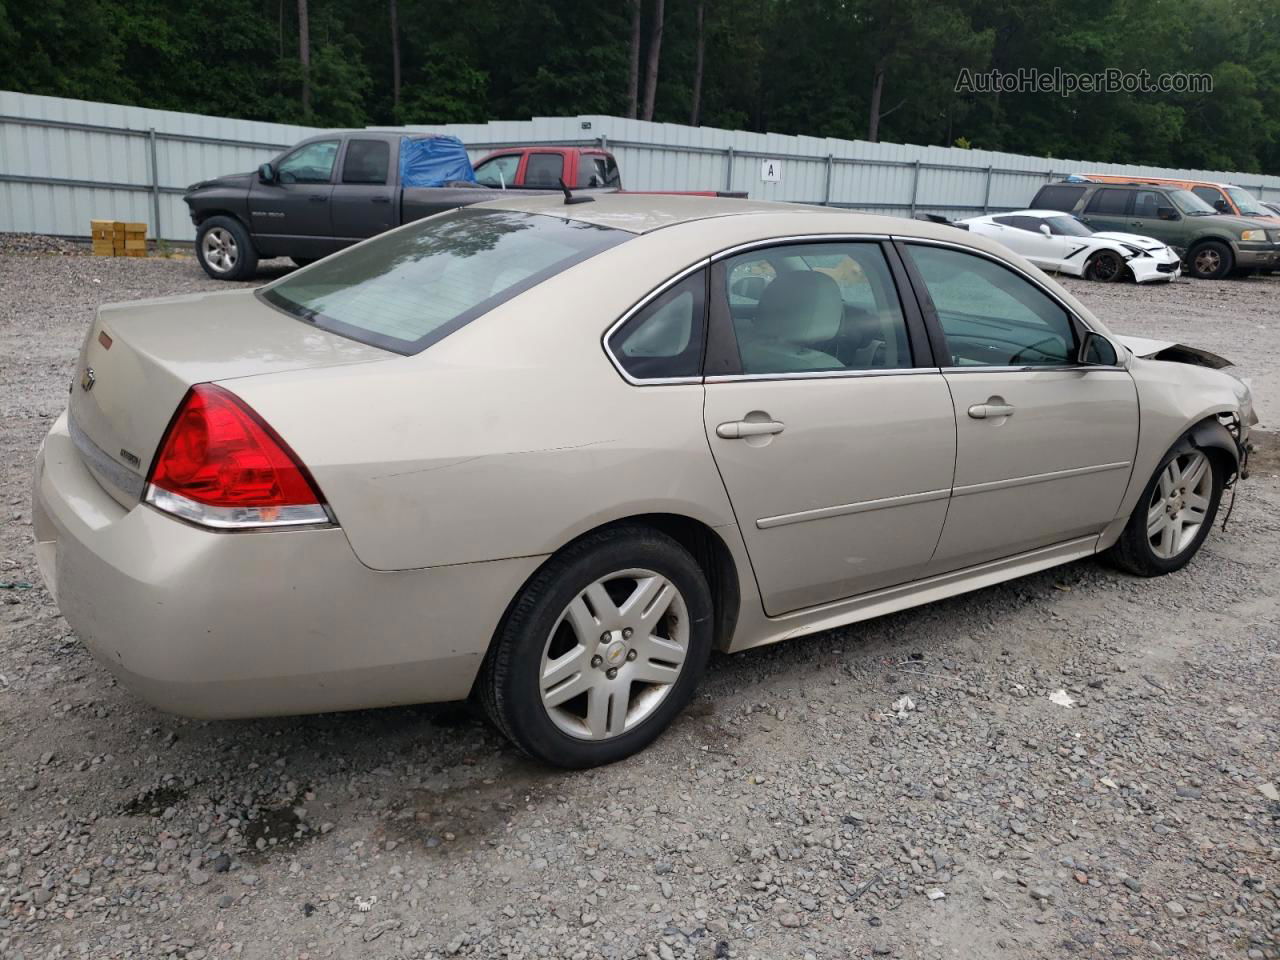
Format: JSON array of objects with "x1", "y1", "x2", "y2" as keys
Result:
[{"x1": 753, "y1": 271, "x2": 843, "y2": 344}]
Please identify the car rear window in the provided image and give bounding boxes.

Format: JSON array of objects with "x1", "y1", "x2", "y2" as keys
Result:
[{"x1": 259, "y1": 208, "x2": 629, "y2": 355}]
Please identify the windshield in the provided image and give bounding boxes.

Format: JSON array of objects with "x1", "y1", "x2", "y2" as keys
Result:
[
  {"x1": 259, "y1": 209, "x2": 629, "y2": 355},
  {"x1": 1045, "y1": 215, "x2": 1093, "y2": 237},
  {"x1": 1169, "y1": 189, "x2": 1218, "y2": 215},
  {"x1": 1226, "y1": 186, "x2": 1270, "y2": 217}
]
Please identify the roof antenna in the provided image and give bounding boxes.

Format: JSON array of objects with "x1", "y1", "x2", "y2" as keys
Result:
[{"x1": 558, "y1": 177, "x2": 595, "y2": 205}]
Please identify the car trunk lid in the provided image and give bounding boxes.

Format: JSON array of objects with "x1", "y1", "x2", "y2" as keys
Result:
[{"x1": 69, "y1": 288, "x2": 390, "y2": 509}]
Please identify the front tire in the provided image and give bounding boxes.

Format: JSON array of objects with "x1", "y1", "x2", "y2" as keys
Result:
[
  {"x1": 480, "y1": 525, "x2": 713, "y2": 768},
  {"x1": 1085, "y1": 249, "x2": 1126, "y2": 282},
  {"x1": 1186, "y1": 240, "x2": 1233, "y2": 280},
  {"x1": 1106, "y1": 443, "x2": 1224, "y2": 576},
  {"x1": 195, "y1": 216, "x2": 259, "y2": 281}
]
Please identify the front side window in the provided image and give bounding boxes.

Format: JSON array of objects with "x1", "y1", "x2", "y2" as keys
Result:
[
  {"x1": 1085, "y1": 188, "x2": 1130, "y2": 216},
  {"x1": 1133, "y1": 190, "x2": 1164, "y2": 218},
  {"x1": 525, "y1": 153, "x2": 566, "y2": 187},
  {"x1": 260, "y1": 209, "x2": 628, "y2": 354},
  {"x1": 608, "y1": 271, "x2": 706, "y2": 380},
  {"x1": 475, "y1": 154, "x2": 519, "y2": 188},
  {"x1": 277, "y1": 140, "x2": 340, "y2": 184},
  {"x1": 1226, "y1": 186, "x2": 1267, "y2": 216},
  {"x1": 342, "y1": 139, "x2": 390, "y2": 184},
  {"x1": 1169, "y1": 189, "x2": 1217, "y2": 215},
  {"x1": 905, "y1": 244, "x2": 1076, "y2": 367},
  {"x1": 722, "y1": 243, "x2": 913, "y2": 375}
]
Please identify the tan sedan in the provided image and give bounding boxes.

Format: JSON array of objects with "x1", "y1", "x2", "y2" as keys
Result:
[{"x1": 32, "y1": 196, "x2": 1255, "y2": 768}]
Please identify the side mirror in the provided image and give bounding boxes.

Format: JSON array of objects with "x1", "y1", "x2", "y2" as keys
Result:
[
  {"x1": 1157, "y1": 206, "x2": 1179, "y2": 221},
  {"x1": 1213, "y1": 199, "x2": 1229, "y2": 213},
  {"x1": 258, "y1": 162, "x2": 277, "y2": 184},
  {"x1": 1039, "y1": 224, "x2": 1052, "y2": 237},
  {"x1": 1079, "y1": 331, "x2": 1119, "y2": 366}
]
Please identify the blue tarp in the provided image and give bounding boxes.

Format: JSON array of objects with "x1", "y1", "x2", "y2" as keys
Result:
[{"x1": 399, "y1": 135, "x2": 477, "y2": 187}]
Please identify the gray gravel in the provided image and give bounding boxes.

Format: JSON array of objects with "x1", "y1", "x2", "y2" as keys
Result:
[{"x1": 1, "y1": 251, "x2": 1278, "y2": 960}]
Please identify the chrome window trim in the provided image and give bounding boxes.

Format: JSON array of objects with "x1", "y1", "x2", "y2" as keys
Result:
[
  {"x1": 706, "y1": 367, "x2": 942, "y2": 384},
  {"x1": 710, "y1": 233, "x2": 893, "y2": 261},
  {"x1": 940, "y1": 364, "x2": 1128, "y2": 375},
  {"x1": 601, "y1": 258, "x2": 710, "y2": 387}
]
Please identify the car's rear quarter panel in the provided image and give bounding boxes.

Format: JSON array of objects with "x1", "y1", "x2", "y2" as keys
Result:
[{"x1": 227, "y1": 226, "x2": 742, "y2": 572}]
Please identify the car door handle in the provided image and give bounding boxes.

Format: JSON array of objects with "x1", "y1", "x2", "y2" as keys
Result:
[
  {"x1": 371, "y1": 195, "x2": 391, "y2": 203},
  {"x1": 968, "y1": 402, "x2": 1015, "y2": 419},
  {"x1": 716, "y1": 419, "x2": 785, "y2": 439},
  {"x1": 309, "y1": 195, "x2": 329, "y2": 203}
]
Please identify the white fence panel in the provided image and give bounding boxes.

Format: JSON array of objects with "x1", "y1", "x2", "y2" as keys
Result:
[{"x1": 4, "y1": 91, "x2": 1280, "y2": 242}]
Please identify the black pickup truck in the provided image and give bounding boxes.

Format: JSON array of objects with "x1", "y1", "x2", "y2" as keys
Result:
[{"x1": 183, "y1": 131, "x2": 574, "y2": 280}]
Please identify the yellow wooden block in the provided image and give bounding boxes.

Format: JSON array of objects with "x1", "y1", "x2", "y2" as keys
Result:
[{"x1": 124, "y1": 239, "x2": 147, "y2": 251}]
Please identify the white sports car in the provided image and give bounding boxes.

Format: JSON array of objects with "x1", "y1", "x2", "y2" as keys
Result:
[{"x1": 960, "y1": 210, "x2": 1181, "y2": 284}]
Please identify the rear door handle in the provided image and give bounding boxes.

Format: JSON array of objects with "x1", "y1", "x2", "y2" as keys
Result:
[
  {"x1": 309, "y1": 194, "x2": 329, "y2": 203},
  {"x1": 968, "y1": 402, "x2": 1015, "y2": 419},
  {"x1": 371, "y1": 195, "x2": 392, "y2": 203},
  {"x1": 716, "y1": 419, "x2": 785, "y2": 439}
]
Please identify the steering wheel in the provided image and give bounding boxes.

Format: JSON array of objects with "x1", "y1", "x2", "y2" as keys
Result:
[{"x1": 1008, "y1": 336, "x2": 1062, "y2": 365}]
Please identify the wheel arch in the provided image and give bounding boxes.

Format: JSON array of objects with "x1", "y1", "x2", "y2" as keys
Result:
[
  {"x1": 193, "y1": 208, "x2": 247, "y2": 229},
  {"x1": 477, "y1": 512, "x2": 743, "y2": 694}
]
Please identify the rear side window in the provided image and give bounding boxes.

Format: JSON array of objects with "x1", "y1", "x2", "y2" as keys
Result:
[
  {"x1": 342, "y1": 140, "x2": 390, "y2": 184},
  {"x1": 608, "y1": 271, "x2": 706, "y2": 380},
  {"x1": 1085, "y1": 188, "x2": 1130, "y2": 215},
  {"x1": 525, "y1": 153, "x2": 565, "y2": 187},
  {"x1": 722, "y1": 242, "x2": 913, "y2": 375},
  {"x1": 260, "y1": 209, "x2": 629, "y2": 355},
  {"x1": 1033, "y1": 184, "x2": 1085, "y2": 211}
]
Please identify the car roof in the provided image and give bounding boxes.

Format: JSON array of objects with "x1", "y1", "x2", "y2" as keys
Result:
[
  {"x1": 472, "y1": 192, "x2": 1011, "y2": 241},
  {"x1": 473, "y1": 193, "x2": 840, "y2": 234}
]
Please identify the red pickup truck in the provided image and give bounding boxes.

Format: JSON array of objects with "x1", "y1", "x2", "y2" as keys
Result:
[{"x1": 473, "y1": 145, "x2": 743, "y2": 197}]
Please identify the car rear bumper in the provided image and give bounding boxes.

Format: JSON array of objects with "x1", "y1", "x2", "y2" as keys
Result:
[{"x1": 31, "y1": 411, "x2": 541, "y2": 719}]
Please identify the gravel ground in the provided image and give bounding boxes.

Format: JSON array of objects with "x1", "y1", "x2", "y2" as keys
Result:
[{"x1": 0, "y1": 252, "x2": 1277, "y2": 960}]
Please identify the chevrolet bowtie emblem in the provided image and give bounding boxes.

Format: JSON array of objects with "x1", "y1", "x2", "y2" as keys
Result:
[{"x1": 80, "y1": 367, "x2": 96, "y2": 392}]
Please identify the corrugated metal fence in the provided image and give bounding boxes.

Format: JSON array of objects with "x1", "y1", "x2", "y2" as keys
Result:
[{"x1": 4, "y1": 91, "x2": 1280, "y2": 242}]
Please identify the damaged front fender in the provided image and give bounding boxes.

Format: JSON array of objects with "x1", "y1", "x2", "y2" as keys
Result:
[{"x1": 1112, "y1": 334, "x2": 1232, "y2": 370}]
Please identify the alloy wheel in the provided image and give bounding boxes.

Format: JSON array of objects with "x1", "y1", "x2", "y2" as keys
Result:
[
  {"x1": 1193, "y1": 248, "x2": 1221, "y2": 276},
  {"x1": 201, "y1": 227, "x2": 239, "y2": 274},
  {"x1": 1091, "y1": 251, "x2": 1122, "y2": 282},
  {"x1": 539, "y1": 568, "x2": 689, "y2": 741},
  {"x1": 1147, "y1": 450, "x2": 1213, "y2": 559}
]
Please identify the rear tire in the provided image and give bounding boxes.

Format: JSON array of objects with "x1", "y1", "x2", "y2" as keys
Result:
[
  {"x1": 1186, "y1": 240, "x2": 1233, "y2": 280},
  {"x1": 195, "y1": 216, "x2": 258, "y2": 281},
  {"x1": 480, "y1": 525, "x2": 713, "y2": 769},
  {"x1": 1106, "y1": 441, "x2": 1224, "y2": 576},
  {"x1": 1085, "y1": 249, "x2": 1126, "y2": 282}
]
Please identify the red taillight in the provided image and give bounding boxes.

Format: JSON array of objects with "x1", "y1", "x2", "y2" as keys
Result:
[{"x1": 145, "y1": 384, "x2": 329, "y2": 528}]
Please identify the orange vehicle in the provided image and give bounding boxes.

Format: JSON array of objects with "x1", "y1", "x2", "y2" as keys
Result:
[{"x1": 1083, "y1": 174, "x2": 1280, "y2": 224}]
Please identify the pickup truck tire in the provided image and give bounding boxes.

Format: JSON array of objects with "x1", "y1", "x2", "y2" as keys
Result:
[
  {"x1": 196, "y1": 216, "x2": 259, "y2": 281},
  {"x1": 1186, "y1": 240, "x2": 1233, "y2": 280}
]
